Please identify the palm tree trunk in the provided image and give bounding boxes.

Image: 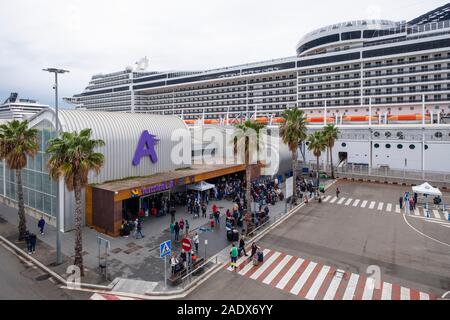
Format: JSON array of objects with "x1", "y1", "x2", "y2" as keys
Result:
[
  {"x1": 329, "y1": 145, "x2": 335, "y2": 179},
  {"x1": 292, "y1": 149, "x2": 298, "y2": 204},
  {"x1": 16, "y1": 170, "x2": 27, "y2": 241},
  {"x1": 73, "y1": 176, "x2": 84, "y2": 277},
  {"x1": 316, "y1": 156, "x2": 320, "y2": 193}
]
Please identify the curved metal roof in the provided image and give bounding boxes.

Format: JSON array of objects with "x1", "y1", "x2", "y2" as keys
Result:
[{"x1": 29, "y1": 109, "x2": 191, "y2": 184}]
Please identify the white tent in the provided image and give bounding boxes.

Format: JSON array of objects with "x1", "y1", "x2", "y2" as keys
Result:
[
  {"x1": 412, "y1": 182, "x2": 442, "y2": 196},
  {"x1": 187, "y1": 181, "x2": 215, "y2": 192}
]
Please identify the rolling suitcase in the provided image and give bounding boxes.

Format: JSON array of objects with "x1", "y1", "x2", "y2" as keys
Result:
[
  {"x1": 257, "y1": 251, "x2": 264, "y2": 263},
  {"x1": 226, "y1": 230, "x2": 233, "y2": 241}
]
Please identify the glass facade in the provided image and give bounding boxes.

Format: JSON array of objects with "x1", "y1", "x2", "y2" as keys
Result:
[{"x1": 1, "y1": 120, "x2": 58, "y2": 217}]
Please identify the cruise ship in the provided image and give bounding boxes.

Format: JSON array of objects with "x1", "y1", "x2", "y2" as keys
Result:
[
  {"x1": 0, "y1": 92, "x2": 49, "y2": 120},
  {"x1": 69, "y1": 4, "x2": 450, "y2": 125}
]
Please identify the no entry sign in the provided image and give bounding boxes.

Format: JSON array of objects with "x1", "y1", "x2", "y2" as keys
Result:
[{"x1": 181, "y1": 238, "x2": 192, "y2": 251}]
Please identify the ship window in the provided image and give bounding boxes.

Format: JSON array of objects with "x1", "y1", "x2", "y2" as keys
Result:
[
  {"x1": 373, "y1": 131, "x2": 380, "y2": 137},
  {"x1": 385, "y1": 132, "x2": 391, "y2": 137},
  {"x1": 435, "y1": 132, "x2": 443, "y2": 138},
  {"x1": 409, "y1": 144, "x2": 415, "y2": 149},
  {"x1": 397, "y1": 144, "x2": 403, "y2": 149},
  {"x1": 425, "y1": 145, "x2": 429, "y2": 150},
  {"x1": 385, "y1": 144, "x2": 391, "y2": 149},
  {"x1": 374, "y1": 143, "x2": 380, "y2": 148},
  {"x1": 341, "y1": 143, "x2": 347, "y2": 147}
]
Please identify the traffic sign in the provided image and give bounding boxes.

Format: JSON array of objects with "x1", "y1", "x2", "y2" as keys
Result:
[
  {"x1": 159, "y1": 240, "x2": 171, "y2": 258},
  {"x1": 181, "y1": 238, "x2": 192, "y2": 251}
]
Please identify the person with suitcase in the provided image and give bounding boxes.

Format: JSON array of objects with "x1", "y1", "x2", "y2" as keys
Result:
[{"x1": 238, "y1": 236, "x2": 248, "y2": 257}]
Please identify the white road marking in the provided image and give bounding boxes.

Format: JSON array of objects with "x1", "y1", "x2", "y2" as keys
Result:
[
  {"x1": 362, "y1": 278, "x2": 375, "y2": 300},
  {"x1": 290, "y1": 262, "x2": 317, "y2": 295},
  {"x1": 323, "y1": 195, "x2": 331, "y2": 203},
  {"x1": 381, "y1": 282, "x2": 392, "y2": 300},
  {"x1": 386, "y1": 203, "x2": 392, "y2": 212},
  {"x1": 250, "y1": 252, "x2": 281, "y2": 280},
  {"x1": 352, "y1": 199, "x2": 360, "y2": 207},
  {"x1": 305, "y1": 266, "x2": 331, "y2": 300},
  {"x1": 419, "y1": 292, "x2": 430, "y2": 300},
  {"x1": 90, "y1": 293, "x2": 107, "y2": 300},
  {"x1": 275, "y1": 258, "x2": 304, "y2": 290},
  {"x1": 414, "y1": 208, "x2": 420, "y2": 216},
  {"x1": 395, "y1": 205, "x2": 401, "y2": 213},
  {"x1": 323, "y1": 273, "x2": 343, "y2": 300},
  {"x1": 400, "y1": 287, "x2": 411, "y2": 300},
  {"x1": 423, "y1": 208, "x2": 429, "y2": 217},
  {"x1": 337, "y1": 197, "x2": 346, "y2": 204},
  {"x1": 345, "y1": 198, "x2": 353, "y2": 206},
  {"x1": 262, "y1": 255, "x2": 293, "y2": 285},
  {"x1": 377, "y1": 202, "x2": 384, "y2": 211},
  {"x1": 369, "y1": 201, "x2": 376, "y2": 209},
  {"x1": 329, "y1": 197, "x2": 338, "y2": 204},
  {"x1": 342, "y1": 273, "x2": 360, "y2": 300},
  {"x1": 432, "y1": 209, "x2": 441, "y2": 219},
  {"x1": 361, "y1": 200, "x2": 368, "y2": 208}
]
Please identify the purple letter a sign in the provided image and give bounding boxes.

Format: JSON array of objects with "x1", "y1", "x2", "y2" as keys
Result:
[{"x1": 132, "y1": 130, "x2": 159, "y2": 166}]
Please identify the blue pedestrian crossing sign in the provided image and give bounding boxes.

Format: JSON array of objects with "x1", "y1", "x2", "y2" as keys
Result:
[{"x1": 160, "y1": 240, "x2": 171, "y2": 258}]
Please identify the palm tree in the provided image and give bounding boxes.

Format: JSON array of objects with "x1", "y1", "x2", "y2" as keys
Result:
[
  {"x1": 233, "y1": 120, "x2": 266, "y2": 213},
  {"x1": 279, "y1": 107, "x2": 307, "y2": 204},
  {"x1": 323, "y1": 124, "x2": 339, "y2": 179},
  {"x1": 307, "y1": 131, "x2": 327, "y2": 194},
  {"x1": 0, "y1": 120, "x2": 39, "y2": 241},
  {"x1": 47, "y1": 129, "x2": 104, "y2": 276}
]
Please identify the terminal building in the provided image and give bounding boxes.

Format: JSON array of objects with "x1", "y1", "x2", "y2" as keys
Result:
[
  {"x1": 0, "y1": 110, "x2": 251, "y2": 235},
  {"x1": 68, "y1": 4, "x2": 450, "y2": 122}
]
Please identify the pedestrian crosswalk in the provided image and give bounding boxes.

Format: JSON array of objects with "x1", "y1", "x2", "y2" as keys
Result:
[
  {"x1": 226, "y1": 249, "x2": 435, "y2": 300},
  {"x1": 321, "y1": 195, "x2": 449, "y2": 221}
]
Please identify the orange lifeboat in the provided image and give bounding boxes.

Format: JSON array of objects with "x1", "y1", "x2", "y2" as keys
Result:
[
  {"x1": 306, "y1": 117, "x2": 335, "y2": 123},
  {"x1": 203, "y1": 119, "x2": 220, "y2": 124},
  {"x1": 184, "y1": 119, "x2": 196, "y2": 125},
  {"x1": 387, "y1": 114, "x2": 430, "y2": 122},
  {"x1": 255, "y1": 117, "x2": 269, "y2": 124},
  {"x1": 271, "y1": 117, "x2": 285, "y2": 123},
  {"x1": 342, "y1": 115, "x2": 378, "y2": 122}
]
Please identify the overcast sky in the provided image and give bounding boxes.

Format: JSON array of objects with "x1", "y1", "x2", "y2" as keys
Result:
[{"x1": 0, "y1": 0, "x2": 445, "y2": 107}]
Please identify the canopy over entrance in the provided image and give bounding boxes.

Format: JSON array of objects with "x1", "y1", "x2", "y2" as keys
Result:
[
  {"x1": 412, "y1": 182, "x2": 442, "y2": 196},
  {"x1": 187, "y1": 181, "x2": 215, "y2": 192}
]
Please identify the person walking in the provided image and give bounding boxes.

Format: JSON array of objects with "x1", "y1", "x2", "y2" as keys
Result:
[
  {"x1": 336, "y1": 187, "x2": 340, "y2": 198},
  {"x1": 170, "y1": 206, "x2": 176, "y2": 224},
  {"x1": 413, "y1": 192, "x2": 418, "y2": 209},
  {"x1": 170, "y1": 255, "x2": 179, "y2": 275},
  {"x1": 250, "y1": 242, "x2": 259, "y2": 259},
  {"x1": 38, "y1": 216, "x2": 46, "y2": 235},
  {"x1": 179, "y1": 218, "x2": 185, "y2": 232},
  {"x1": 185, "y1": 219, "x2": 190, "y2": 236},
  {"x1": 214, "y1": 210, "x2": 220, "y2": 226},
  {"x1": 135, "y1": 220, "x2": 144, "y2": 239},
  {"x1": 169, "y1": 222, "x2": 174, "y2": 239},
  {"x1": 193, "y1": 233, "x2": 199, "y2": 253},
  {"x1": 174, "y1": 221, "x2": 180, "y2": 241},
  {"x1": 409, "y1": 198, "x2": 414, "y2": 212},
  {"x1": 29, "y1": 232, "x2": 37, "y2": 254},
  {"x1": 230, "y1": 243, "x2": 239, "y2": 270},
  {"x1": 24, "y1": 231, "x2": 32, "y2": 254},
  {"x1": 399, "y1": 196, "x2": 403, "y2": 210},
  {"x1": 239, "y1": 236, "x2": 248, "y2": 257},
  {"x1": 201, "y1": 203, "x2": 207, "y2": 218}
]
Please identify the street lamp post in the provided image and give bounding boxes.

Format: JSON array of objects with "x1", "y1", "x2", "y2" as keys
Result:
[{"x1": 43, "y1": 67, "x2": 69, "y2": 265}]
